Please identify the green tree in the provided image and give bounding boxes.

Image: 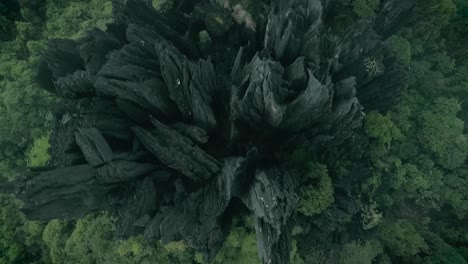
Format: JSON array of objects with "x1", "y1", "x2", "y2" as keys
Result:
[
  {"x1": 351, "y1": 0, "x2": 380, "y2": 18},
  {"x1": 42, "y1": 219, "x2": 69, "y2": 264},
  {"x1": 380, "y1": 219, "x2": 427, "y2": 257},
  {"x1": 289, "y1": 239, "x2": 305, "y2": 264},
  {"x1": 0, "y1": 194, "x2": 47, "y2": 264},
  {"x1": 387, "y1": 36, "x2": 412, "y2": 65},
  {"x1": 42, "y1": 213, "x2": 189, "y2": 264},
  {"x1": 45, "y1": 0, "x2": 113, "y2": 39},
  {"x1": 440, "y1": 169, "x2": 468, "y2": 219},
  {"x1": 152, "y1": 0, "x2": 174, "y2": 11},
  {"x1": 418, "y1": 98, "x2": 468, "y2": 170},
  {"x1": 26, "y1": 134, "x2": 51, "y2": 167},
  {"x1": 423, "y1": 232, "x2": 468, "y2": 264},
  {"x1": 364, "y1": 111, "x2": 403, "y2": 159},
  {"x1": 211, "y1": 226, "x2": 260, "y2": 264},
  {"x1": 339, "y1": 240, "x2": 383, "y2": 264},
  {"x1": 401, "y1": 0, "x2": 456, "y2": 55},
  {"x1": 62, "y1": 215, "x2": 115, "y2": 264},
  {"x1": 298, "y1": 163, "x2": 334, "y2": 216}
]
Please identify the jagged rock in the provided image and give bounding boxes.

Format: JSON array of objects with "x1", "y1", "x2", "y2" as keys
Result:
[
  {"x1": 37, "y1": 39, "x2": 85, "y2": 93},
  {"x1": 95, "y1": 42, "x2": 177, "y2": 118},
  {"x1": 280, "y1": 72, "x2": 334, "y2": 131},
  {"x1": 79, "y1": 28, "x2": 123, "y2": 74},
  {"x1": 156, "y1": 42, "x2": 218, "y2": 130},
  {"x1": 112, "y1": 177, "x2": 159, "y2": 237},
  {"x1": 7, "y1": 165, "x2": 115, "y2": 220},
  {"x1": 144, "y1": 156, "x2": 255, "y2": 260},
  {"x1": 242, "y1": 168, "x2": 301, "y2": 231},
  {"x1": 334, "y1": 77, "x2": 357, "y2": 100},
  {"x1": 79, "y1": 99, "x2": 134, "y2": 140},
  {"x1": 75, "y1": 127, "x2": 113, "y2": 167},
  {"x1": 1, "y1": 0, "x2": 411, "y2": 263},
  {"x1": 55, "y1": 70, "x2": 95, "y2": 99},
  {"x1": 171, "y1": 122, "x2": 209, "y2": 144},
  {"x1": 255, "y1": 217, "x2": 293, "y2": 264},
  {"x1": 265, "y1": 0, "x2": 323, "y2": 65},
  {"x1": 112, "y1": 0, "x2": 200, "y2": 57},
  {"x1": 115, "y1": 98, "x2": 153, "y2": 126},
  {"x1": 231, "y1": 53, "x2": 287, "y2": 129},
  {"x1": 96, "y1": 160, "x2": 159, "y2": 184},
  {"x1": 132, "y1": 118, "x2": 221, "y2": 181},
  {"x1": 284, "y1": 57, "x2": 308, "y2": 93}
]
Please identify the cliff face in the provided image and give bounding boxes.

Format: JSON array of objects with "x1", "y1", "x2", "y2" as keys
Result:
[{"x1": 1, "y1": 0, "x2": 409, "y2": 263}]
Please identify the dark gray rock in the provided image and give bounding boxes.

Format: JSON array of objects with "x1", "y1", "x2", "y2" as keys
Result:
[
  {"x1": 240, "y1": 168, "x2": 301, "y2": 264},
  {"x1": 95, "y1": 42, "x2": 177, "y2": 119},
  {"x1": 231, "y1": 53, "x2": 286, "y2": 129},
  {"x1": 255, "y1": 217, "x2": 293, "y2": 264},
  {"x1": 170, "y1": 123, "x2": 209, "y2": 144},
  {"x1": 132, "y1": 118, "x2": 221, "y2": 181},
  {"x1": 156, "y1": 42, "x2": 218, "y2": 131},
  {"x1": 113, "y1": 177, "x2": 159, "y2": 237},
  {"x1": 143, "y1": 156, "x2": 255, "y2": 260},
  {"x1": 6, "y1": 165, "x2": 115, "y2": 220},
  {"x1": 79, "y1": 28, "x2": 124, "y2": 74},
  {"x1": 96, "y1": 160, "x2": 158, "y2": 184},
  {"x1": 55, "y1": 70, "x2": 95, "y2": 99},
  {"x1": 75, "y1": 127, "x2": 113, "y2": 167}
]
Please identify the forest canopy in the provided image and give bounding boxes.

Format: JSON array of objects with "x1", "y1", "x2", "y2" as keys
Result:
[{"x1": 0, "y1": 0, "x2": 468, "y2": 264}]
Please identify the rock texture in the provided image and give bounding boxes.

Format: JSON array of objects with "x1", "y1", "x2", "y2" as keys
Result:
[{"x1": 1, "y1": 0, "x2": 410, "y2": 263}]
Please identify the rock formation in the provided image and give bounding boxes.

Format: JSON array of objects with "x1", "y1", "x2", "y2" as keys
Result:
[{"x1": 1, "y1": 0, "x2": 409, "y2": 263}]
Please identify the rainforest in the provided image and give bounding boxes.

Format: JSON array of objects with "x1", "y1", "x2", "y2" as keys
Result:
[{"x1": 0, "y1": 0, "x2": 468, "y2": 263}]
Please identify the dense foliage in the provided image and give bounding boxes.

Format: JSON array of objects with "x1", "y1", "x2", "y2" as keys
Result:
[{"x1": 0, "y1": 0, "x2": 467, "y2": 263}]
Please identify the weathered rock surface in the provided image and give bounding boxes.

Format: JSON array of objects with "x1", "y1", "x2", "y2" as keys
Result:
[{"x1": 0, "y1": 0, "x2": 410, "y2": 263}]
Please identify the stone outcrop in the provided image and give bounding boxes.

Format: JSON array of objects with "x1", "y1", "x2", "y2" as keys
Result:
[{"x1": 1, "y1": 0, "x2": 410, "y2": 263}]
